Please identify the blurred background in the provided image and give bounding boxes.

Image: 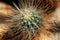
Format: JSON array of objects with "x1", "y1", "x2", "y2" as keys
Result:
[{"x1": 0, "y1": 0, "x2": 19, "y2": 7}]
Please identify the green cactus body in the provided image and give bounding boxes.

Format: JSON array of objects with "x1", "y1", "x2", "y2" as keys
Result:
[{"x1": 20, "y1": 9, "x2": 43, "y2": 34}]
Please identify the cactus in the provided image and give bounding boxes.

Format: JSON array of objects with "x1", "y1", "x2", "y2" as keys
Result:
[{"x1": 3, "y1": 0, "x2": 57, "y2": 40}]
